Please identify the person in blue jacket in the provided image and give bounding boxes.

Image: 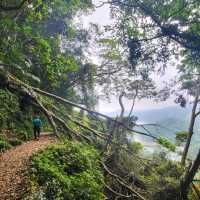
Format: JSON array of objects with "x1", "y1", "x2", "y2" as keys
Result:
[{"x1": 32, "y1": 114, "x2": 42, "y2": 139}]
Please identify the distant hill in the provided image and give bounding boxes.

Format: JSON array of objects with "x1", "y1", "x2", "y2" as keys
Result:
[
  {"x1": 134, "y1": 106, "x2": 191, "y2": 123},
  {"x1": 108, "y1": 106, "x2": 192, "y2": 122},
  {"x1": 108, "y1": 106, "x2": 200, "y2": 158}
]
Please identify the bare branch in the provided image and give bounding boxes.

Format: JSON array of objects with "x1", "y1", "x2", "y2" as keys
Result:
[
  {"x1": 104, "y1": 182, "x2": 132, "y2": 198},
  {"x1": 101, "y1": 162, "x2": 147, "y2": 200},
  {"x1": 0, "y1": 65, "x2": 158, "y2": 140},
  {"x1": 31, "y1": 87, "x2": 158, "y2": 139}
]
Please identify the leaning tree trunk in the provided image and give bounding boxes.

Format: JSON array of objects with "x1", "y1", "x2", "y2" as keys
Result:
[
  {"x1": 181, "y1": 92, "x2": 199, "y2": 166},
  {"x1": 0, "y1": 64, "x2": 158, "y2": 141},
  {"x1": 0, "y1": 66, "x2": 149, "y2": 200},
  {"x1": 0, "y1": 67, "x2": 59, "y2": 136},
  {"x1": 181, "y1": 149, "x2": 200, "y2": 199},
  {"x1": 0, "y1": 66, "x2": 94, "y2": 140}
]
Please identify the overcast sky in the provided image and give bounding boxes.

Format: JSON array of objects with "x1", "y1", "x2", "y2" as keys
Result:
[{"x1": 82, "y1": 0, "x2": 178, "y2": 114}]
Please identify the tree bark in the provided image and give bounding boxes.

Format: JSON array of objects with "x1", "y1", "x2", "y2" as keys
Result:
[
  {"x1": 181, "y1": 149, "x2": 200, "y2": 199},
  {"x1": 112, "y1": 92, "x2": 126, "y2": 164},
  {"x1": 119, "y1": 92, "x2": 125, "y2": 121},
  {"x1": 181, "y1": 92, "x2": 199, "y2": 165}
]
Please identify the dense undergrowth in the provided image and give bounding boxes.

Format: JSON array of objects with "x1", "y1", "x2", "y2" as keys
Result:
[
  {"x1": 104, "y1": 142, "x2": 184, "y2": 200},
  {"x1": 142, "y1": 153, "x2": 183, "y2": 200},
  {"x1": 0, "y1": 89, "x2": 50, "y2": 152},
  {"x1": 26, "y1": 142, "x2": 105, "y2": 200},
  {"x1": 25, "y1": 136, "x2": 186, "y2": 200}
]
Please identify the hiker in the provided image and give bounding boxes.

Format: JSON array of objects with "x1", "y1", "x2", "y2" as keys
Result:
[{"x1": 32, "y1": 115, "x2": 42, "y2": 139}]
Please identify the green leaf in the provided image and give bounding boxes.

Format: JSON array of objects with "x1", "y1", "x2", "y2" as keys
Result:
[{"x1": 157, "y1": 136, "x2": 176, "y2": 152}]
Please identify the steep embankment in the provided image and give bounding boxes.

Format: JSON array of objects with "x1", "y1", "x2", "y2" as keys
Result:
[{"x1": 0, "y1": 135, "x2": 56, "y2": 200}]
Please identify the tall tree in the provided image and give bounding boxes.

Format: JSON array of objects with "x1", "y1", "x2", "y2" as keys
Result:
[
  {"x1": 181, "y1": 150, "x2": 200, "y2": 199},
  {"x1": 0, "y1": 0, "x2": 94, "y2": 100},
  {"x1": 175, "y1": 50, "x2": 200, "y2": 165},
  {"x1": 106, "y1": 0, "x2": 200, "y2": 52}
]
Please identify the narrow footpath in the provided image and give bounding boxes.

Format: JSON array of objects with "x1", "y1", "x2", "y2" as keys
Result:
[{"x1": 0, "y1": 135, "x2": 55, "y2": 200}]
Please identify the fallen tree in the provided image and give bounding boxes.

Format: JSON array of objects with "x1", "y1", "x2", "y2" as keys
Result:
[
  {"x1": 2, "y1": 64, "x2": 197, "y2": 200},
  {"x1": 0, "y1": 64, "x2": 158, "y2": 140},
  {"x1": 0, "y1": 64, "x2": 150, "y2": 199}
]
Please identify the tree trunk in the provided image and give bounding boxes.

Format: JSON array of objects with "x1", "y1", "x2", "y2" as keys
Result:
[
  {"x1": 181, "y1": 93, "x2": 199, "y2": 165},
  {"x1": 119, "y1": 92, "x2": 125, "y2": 121},
  {"x1": 0, "y1": 65, "x2": 157, "y2": 140},
  {"x1": 181, "y1": 149, "x2": 200, "y2": 199},
  {"x1": 113, "y1": 92, "x2": 125, "y2": 163}
]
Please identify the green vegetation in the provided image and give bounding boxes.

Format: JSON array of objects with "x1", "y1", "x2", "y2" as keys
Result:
[
  {"x1": 0, "y1": 0, "x2": 199, "y2": 199},
  {"x1": 0, "y1": 89, "x2": 33, "y2": 137},
  {"x1": 157, "y1": 136, "x2": 176, "y2": 152},
  {"x1": 0, "y1": 138, "x2": 12, "y2": 152},
  {"x1": 0, "y1": 89, "x2": 49, "y2": 151},
  {"x1": 8, "y1": 138, "x2": 23, "y2": 146},
  {"x1": 176, "y1": 131, "x2": 188, "y2": 146},
  {"x1": 0, "y1": 136, "x2": 23, "y2": 152},
  {"x1": 27, "y1": 142, "x2": 105, "y2": 200},
  {"x1": 142, "y1": 153, "x2": 184, "y2": 200},
  {"x1": 129, "y1": 141, "x2": 143, "y2": 154}
]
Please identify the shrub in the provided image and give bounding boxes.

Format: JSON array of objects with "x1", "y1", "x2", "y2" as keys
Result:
[
  {"x1": 28, "y1": 142, "x2": 105, "y2": 200},
  {"x1": 175, "y1": 131, "x2": 188, "y2": 145},
  {"x1": 0, "y1": 89, "x2": 34, "y2": 140},
  {"x1": 157, "y1": 136, "x2": 176, "y2": 152},
  {"x1": 128, "y1": 141, "x2": 143, "y2": 154},
  {"x1": 141, "y1": 153, "x2": 184, "y2": 200},
  {"x1": 0, "y1": 140, "x2": 12, "y2": 152},
  {"x1": 8, "y1": 138, "x2": 23, "y2": 146}
]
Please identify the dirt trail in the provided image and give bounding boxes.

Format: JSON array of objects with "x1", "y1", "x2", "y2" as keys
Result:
[{"x1": 0, "y1": 134, "x2": 56, "y2": 200}]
